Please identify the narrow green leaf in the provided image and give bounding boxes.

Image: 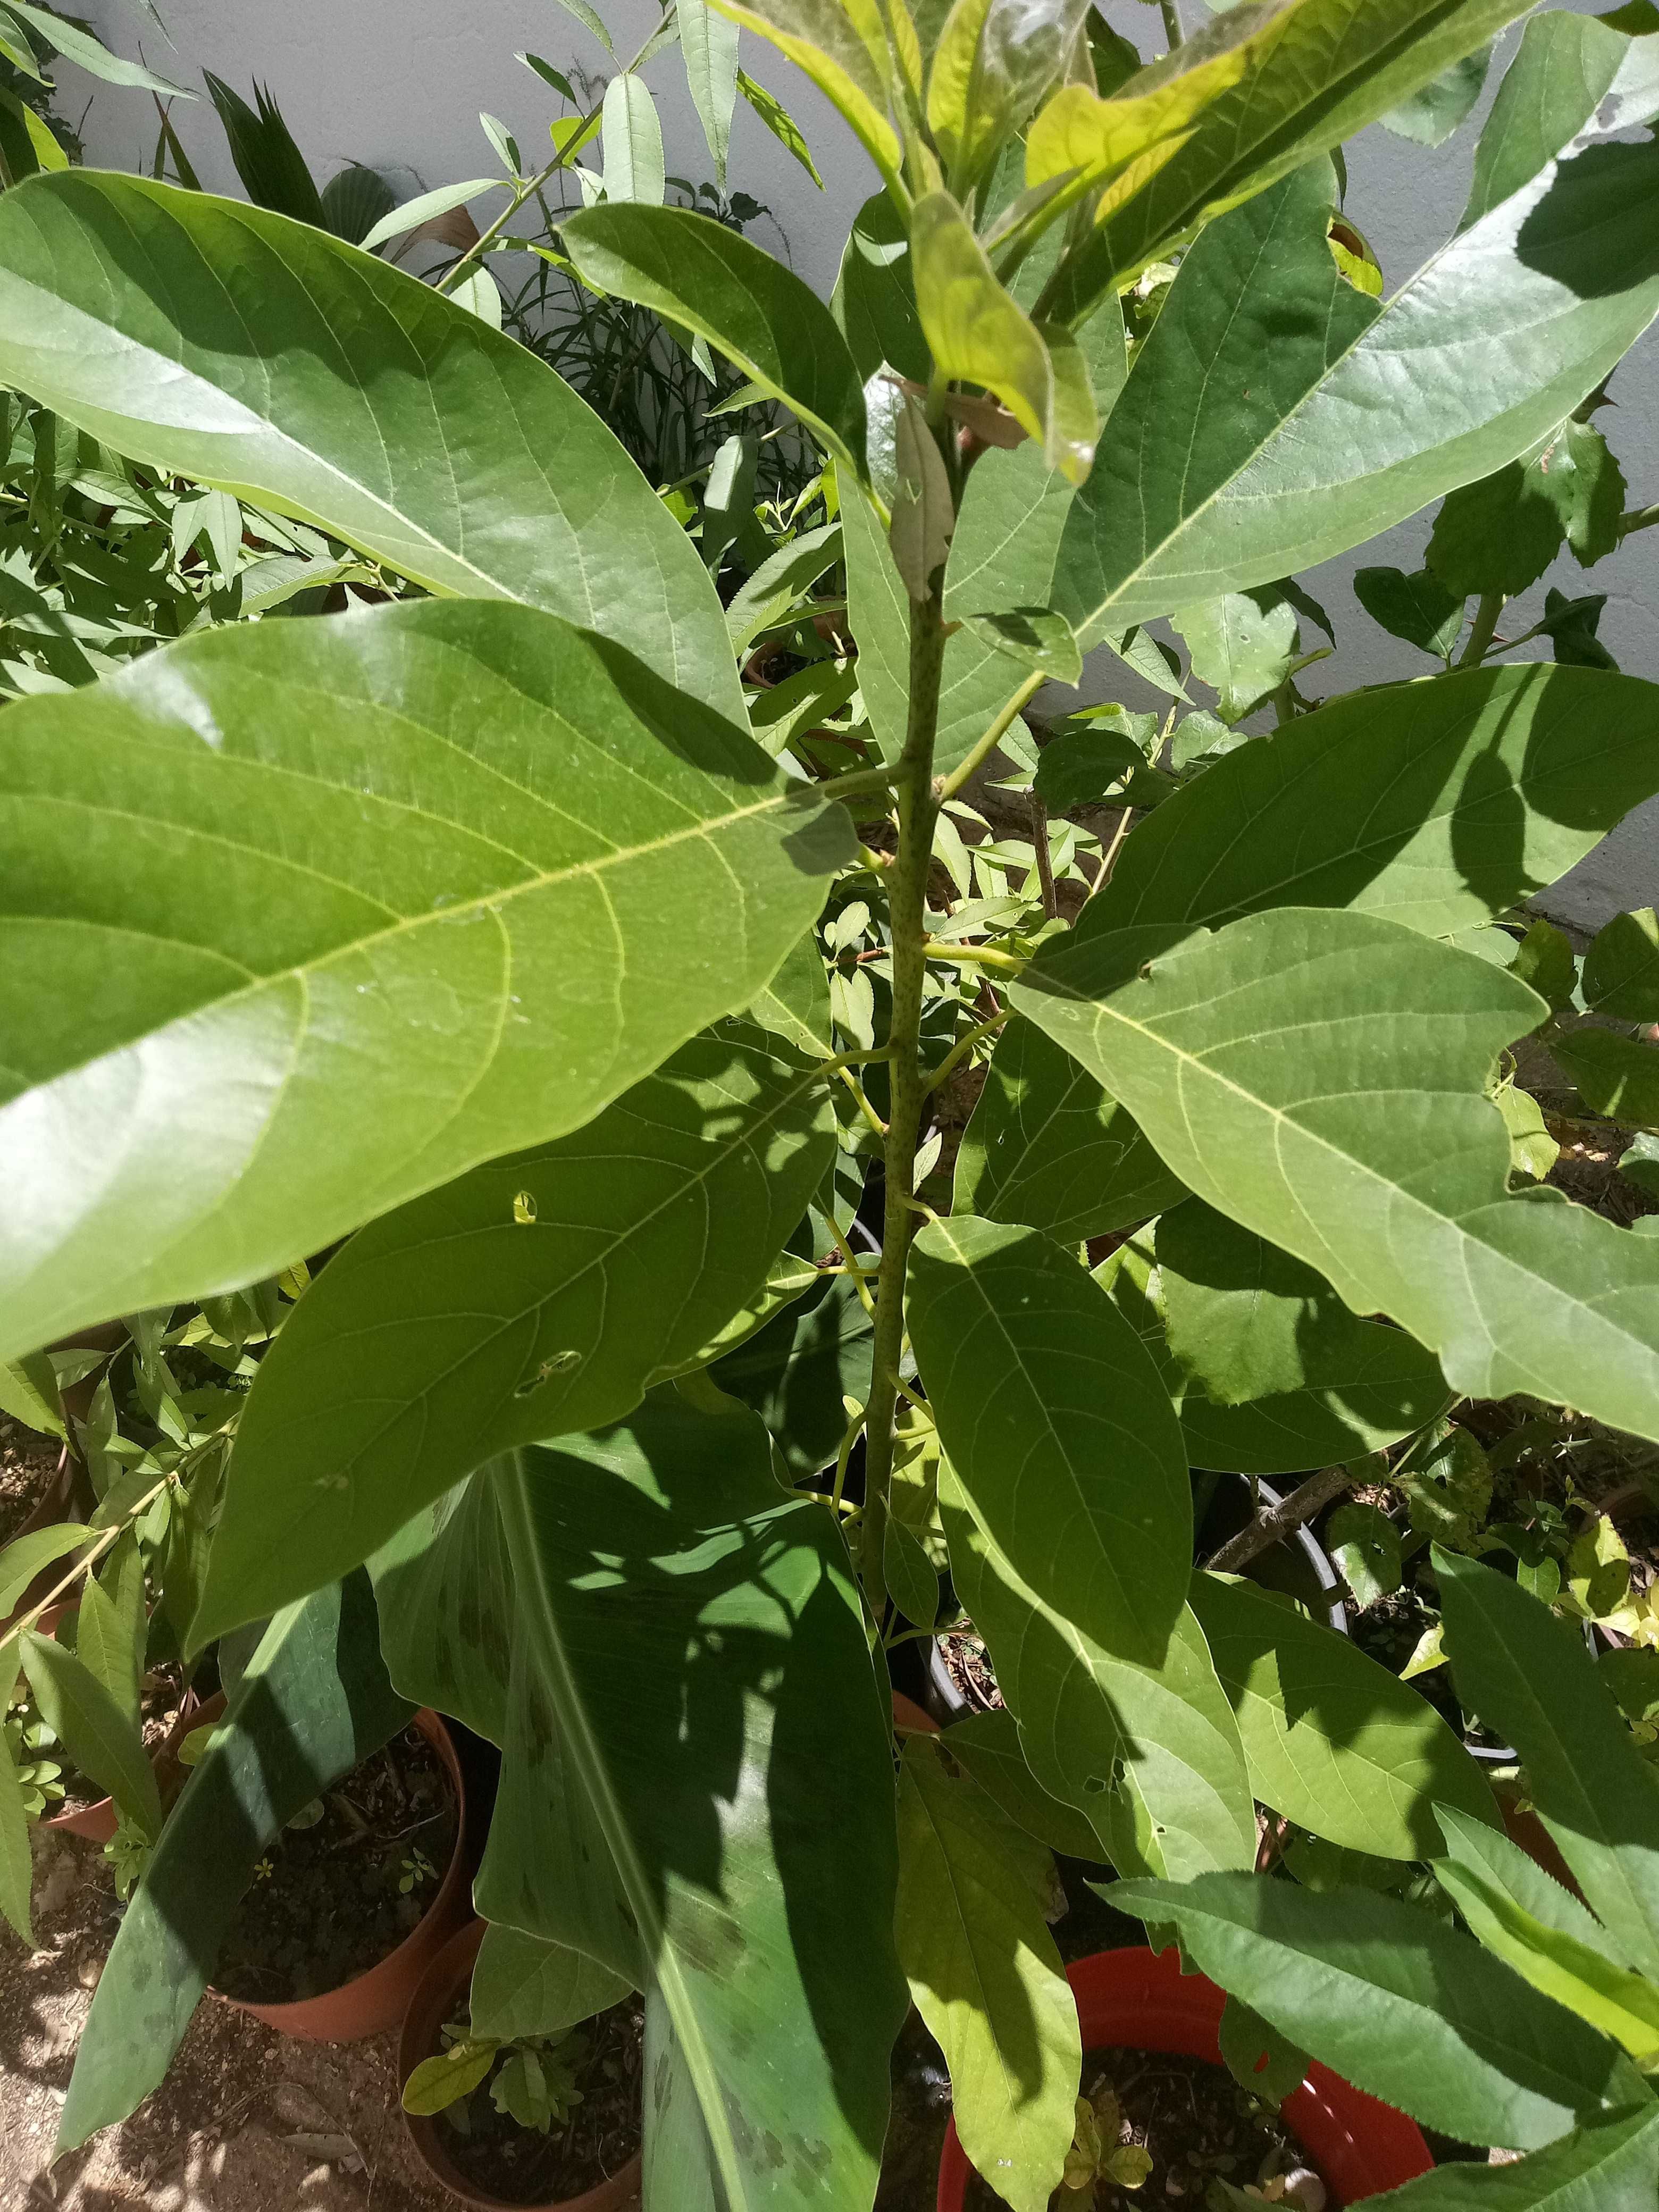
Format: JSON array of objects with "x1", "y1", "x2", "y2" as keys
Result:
[
  {"x1": 3, "y1": 0, "x2": 191, "y2": 95},
  {"x1": 1015, "y1": 906, "x2": 1659, "y2": 1447},
  {"x1": 550, "y1": 0, "x2": 615, "y2": 53},
  {"x1": 0, "y1": 1522, "x2": 87, "y2": 1614},
  {"x1": 896, "y1": 1735, "x2": 1080, "y2": 2212},
  {"x1": 0, "y1": 1696, "x2": 35, "y2": 1946},
  {"x1": 1057, "y1": 145, "x2": 1659, "y2": 632},
  {"x1": 471, "y1": 1923, "x2": 633, "y2": 2042},
  {"x1": 736, "y1": 70, "x2": 824, "y2": 188},
  {"x1": 884, "y1": 1513, "x2": 940, "y2": 1630},
  {"x1": 0, "y1": 1348, "x2": 63, "y2": 1437},
  {"x1": 944, "y1": 1709, "x2": 1104, "y2": 1862},
  {"x1": 1585, "y1": 911, "x2": 1659, "y2": 1021},
  {"x1": 600, "y1": 72, "x2": 665, "y2": 205},
  {"x1": 927, "y1": 0, "x2": 1088, "y2": 193},
  {"x1": 910, "y1": 1217, "x2": 1191, "y2": 1666},
  {"x1": 562, "y1": 204, "x2": 866, "y2": 476},
  {"x1": 1109, "y1": 1872, "x2": 1647, "y2": 2150},
  {"x1": 1073, "y1": 663, "x2": 1659, "y2": 946},
  {"x1": 74, "y1": 1530, "x2": 145, "y2": 1729},
  {"x1": 1335, "y1": 2104, "x2": 1659, "y2": 2209},
  {"x1": 942, "y1": 1470, "x2": 1255, "y2": 1881},
  {"x1": 19, "y1": 1628, "x2": 160, "y2": 1839},
  {"x1": 357, "y1": 178, "x2": 504, "y2": 254},
  {"x1": 681, "y1": 0, "x2": 740, "y2": 185},
  {"x1": 197, "y1": 1020, "x2": 834, "y2": 1639},
  {"x1": 0, "y1": 172, "x2": 740, "y2": 717},
  {"x1": 953, "y1": 1016, "x2": 1185, "y2": 1246},
  {"x1": 0, "y1": 603, "x2": 850, "y2": 1367},
  {"x1": 708, "y1": 0, "x2": 901, "y2": 185},
  {"x1": 1189, "y1": 1572, "x2": 1497, "y2": 1859},
  {"x1": 58, "y1": 1575, "x2": 412, "y2": 2154},
  {"x1": 1437, "y1": 1549, "x2": 1659, "y2": 1984}
]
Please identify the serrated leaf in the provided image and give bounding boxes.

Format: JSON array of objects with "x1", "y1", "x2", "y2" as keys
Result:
[
  {"x1": 1056, "y1": 143, "x2": 1659, "y2": 633},
  {"x1": 1437, "y1": 1548, "x2": 1659, "y2": 1984},
  {"x1": 896, "y1": 1734, "x2": 1080, "y2": 2212},
  {"x1": 910, "y1": 1217, "x2": 1191, "y2": 1665},
  {"x1": 563, "y1": 204, "x2": 866, "y2": 478},
  {"x1": 1016, "y1": 904, "x2": 1659, "y2": 1447},
  {"x1": 953, "y1": 1016, "x2": 1187, "y2": 1245},
  {"x1": 0, "y1": 602, "x2": 849, "y2": 1365},
  {"x1": 1189, "y1": 1572, "x2": 1496, "y2": 1860},
  {"x1": 1109, "y1": 1872, "x2": 1646, "y2": 2150},
  {"x1": 0, "y1": 171, "x2": 739, "y2": 717},
  {"x1": 195, "y1": 1020, "x2": 834, "y2": 1640}
]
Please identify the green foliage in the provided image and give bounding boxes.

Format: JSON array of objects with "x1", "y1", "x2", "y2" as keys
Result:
[{"x1": 2, "y1": 4, "x2": 1658, "y2": 2205}]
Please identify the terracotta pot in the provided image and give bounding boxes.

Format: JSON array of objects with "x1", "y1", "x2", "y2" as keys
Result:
[
  {"x1": 936, "y1": 1946, "x2": 1432, "y2": 2210},
  {"x1": 400, "y1": 1920, "x2": 643, "y2": 2212},
  {"x1": 35, "y1": 1601, "x2": 198, "y2": 1844},
  {"x1": 892, "y1": 1690, "x2": 937, "y2": 1736},
  {"x1": 207, "y1": 1702, "x2": 473, "y2": 2042}
]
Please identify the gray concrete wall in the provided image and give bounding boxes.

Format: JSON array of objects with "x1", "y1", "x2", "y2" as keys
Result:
[{"x1": 62, "y1": 0, "x2": 1657, "y2": 923}]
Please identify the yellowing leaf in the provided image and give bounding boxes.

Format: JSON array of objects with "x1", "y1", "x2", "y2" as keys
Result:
[
  {"x1": 709, "y1": 0, "x2": 901, "y2": 185},
  {"x1": 911, "y1": 191, "x2": 1097, "y2": 484}
]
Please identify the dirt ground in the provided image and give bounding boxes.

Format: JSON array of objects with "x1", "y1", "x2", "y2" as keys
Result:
[{"x1": 1, "y1": 1828, "x2": 473, "y2": 2212}]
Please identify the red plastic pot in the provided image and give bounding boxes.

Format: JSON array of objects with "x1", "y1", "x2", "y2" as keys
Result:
[
  {"x1": 400, "y1": 1920, "x2": 643, "y2": 2212},
  {"x1": 936, "y1": 1946, "x2": 1432, "y2": 2209},
  {"x1": 206, "y1": 1701, "x2": 473, "y2": 2041}
]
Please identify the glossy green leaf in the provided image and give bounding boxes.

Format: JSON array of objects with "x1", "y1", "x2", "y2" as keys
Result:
[
  {"x1": 600, "y1": 72, "x2": 666, "y2": 205},
  {"x1": 1437, "y1": 1548, "x2": 1659, "y2": 1984},
  {"x1": 0, "y1": 171, "x2": 739, "y2": 716},
  {"x1": 58, "y1": 1574, "x2": 411, "y2": 2154},
  {"x1": 1102, "y1": 1227, "x2": 1450, "y2": 1476},
  {"x1": 1354, "y1": 565, "x2": 1466, "y2": 660},
  {"x1": 681, "y1": 0, "x2": 740, "y2": 185},
  {"x1": 737, "y1": 70, "x2": 825, "y2": 189},
  {"x1": 834, "y1": 189, "x2": 927, "y2": 384},
  {"x1": 1057, "y1": 144, "x2": 1659, "y2": 633},
  {"x1": 357, "y1": 178, "x2": 505, "y2": 254},
  {"x1": 562, "y1": 205, "x2": 866, "y2": 476},
  {"x1": 1170, "y1": 589, "x2": 1300, "y2": 725},
  {"x1": 910, "y1": 1217, "x2": 1191, "y2": 1665},
  {"x1": 0, "y1": 602, "x2": 849, "y2": 1365},
  {"x1": 944, "y1": 1708, "x2": 1104, "y2": 1862},
  {"x1": 1189, "y1": 1572, "x2": 1496, "y2": 1859},
  {"x1": 0, "y1": 1521, "x2": 87, "y2": 1614},
  {"x1": 1432, "y1": 1818, "x2": 1659, "y2": 2061},
  {"x1": 1327, "y1": 1503, "x2": 1402, "y2": 1610},
  {"x1": 1585, "y1": 910, "x2": 1659, "y2": 1020},
  {"x1": 1076, "y1": 0, "x2": 1531, "y2": 290},
  {"x1": 1074, "y1": 663, "x2": 1659, "y2": 945},
  {"x1": 1109, "y1": 1872, "x2": 1647, "y2": 2150},
  {"x1": 1017, "y1": 904, "x2": 1659, "y2": 1446},
  {"x1": 952, "y1": 1016, "x2": 1186, "y2": 1245},
  {"x1": 477, "y1": 1400, "x2": 904, "y2": 2212},
  {"x1": 912, "y1": 191, "x2": 1096, "y2": 487},
  {"x1": 708, "y1": 0, "x2": 901, "y2": 183},
  {"x1": 0, "y1": 1348, "x2": 62, "y2": 1438},
  {"x1": 942, "y1": 1469, "x2": 1255, "y2": 1881},
  {"x1": 471, "y1": 1923, "x2": 633, "y2": 2042},
  {"x1": 74, "y1": 1530, "x2": 145, "y2": 1729},
  {"x1": 1555, "y1": 1030, "x2": 1659, "y2": 1127},
  {"x1": 895, "y1": 1734, "x2": 1080, "y2": 2212},
  {"x1": 196, "y1": 1020, "x2": 833, "y2": 1639},
  {"x1": 1339, "y1": 2104, "x2": 1659, "y2": 2209},
  {"x1": 3, "y1": 0, "x2": 191, "y2": 96},
  {"x1": 1463, "y1": 5, "x2": 1659, "y2": 232},
  {"x1": 19, "y1": 1629, "x2": 158, "y2": 1834}
]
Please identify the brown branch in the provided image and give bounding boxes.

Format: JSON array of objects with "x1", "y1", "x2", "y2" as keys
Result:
[{"x1": 1204, "y1": 1466, "x2": 1355, "y2": 1576}]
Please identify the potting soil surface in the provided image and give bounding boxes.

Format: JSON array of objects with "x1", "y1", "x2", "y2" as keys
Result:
[
  {"x1": 437, "y1": 1995, "x2": 644, "y2": 2205},
  {"x1": 962, "y1": 2047, "x2": 1318, "y2": 2211},
  {"x1": 0, "y1": 1438, "x2": 62, "y2": 1552},
  {"x1": 937, "y1": 1627, "x2": 1002, "y2": 1711},
  {"x1": 213, "y1": 1725, "x2": 458, "y2": 2007}
]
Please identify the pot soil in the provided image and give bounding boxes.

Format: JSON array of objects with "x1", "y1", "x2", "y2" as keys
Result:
[
  {"x1": 937, "y1": 1947, "x2": 1432, "y2": 2211},
  {"x1": 211, "y1": 1705, "x2": 471, "y2": 2041},
  {"x1": 401, "y1": 1921, "x2": 644, "y2": 2212},
  {"x1": 0, "y1": 1442, "x2": 81, "y2": 1632}
]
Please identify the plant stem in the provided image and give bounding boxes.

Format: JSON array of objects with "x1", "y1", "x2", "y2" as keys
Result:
[
  {"x1": 1457, "y1": 591, "x2": 1504, "y2": 668},
  {"x1": 935, "y1": 672, "x2": 1045, "y2": 805},
  {"x1": 1159, "y1": 0, "x2": 1184, "y2": 47},
  {"x1": 860, "y1": 582, "x2": 948, "y2": 1619},
  {"x1": 924, "y1": 1011, "x2": 1008, "y2": 1096},
  {"x1": 1029, "y1": 794, "x2": 1059, "y2": 920},
  {"x1": 923, "y1": 939, "x2": 1027, "y2": 974},
  {"x1": 1204, "y1": 1465, "x2": 1354, "y2": 1576},
  {"x1": 1619, "y1": 502, "x2": 1659, "y2": 539}
]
